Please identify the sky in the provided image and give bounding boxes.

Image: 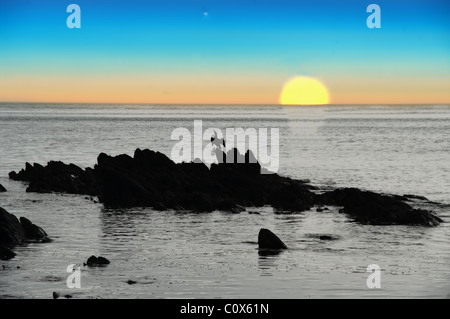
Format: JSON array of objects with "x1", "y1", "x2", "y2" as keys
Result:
[{"x1": 0, "y1": 0, "x2": 449, "y2": 104}]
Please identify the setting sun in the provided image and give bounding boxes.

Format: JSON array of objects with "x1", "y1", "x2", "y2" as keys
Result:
[{"x1": 280, "y1": 76, "x2": 330, "y2": 105}]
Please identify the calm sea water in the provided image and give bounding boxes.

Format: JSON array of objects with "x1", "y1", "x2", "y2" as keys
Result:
[{"x1": 0, "y1": 103, "x2": 449, "y2": 298}]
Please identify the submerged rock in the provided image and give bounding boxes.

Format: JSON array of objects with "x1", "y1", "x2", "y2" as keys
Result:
[
  {"x1": 306, "y1": 234, "x2": 340, "y2": 241},
  {"x1": 258, "y1": 228, "x2": 288, "y2": 250}
]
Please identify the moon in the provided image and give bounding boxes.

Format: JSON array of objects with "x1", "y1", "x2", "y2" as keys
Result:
[{"x1": 279, "y1": 76, "x2": 330, "y2": 105}]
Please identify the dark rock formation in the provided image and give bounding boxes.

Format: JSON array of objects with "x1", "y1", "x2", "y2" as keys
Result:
[
  {"x1": 93, "y1": 148, "x2": 316, "y2": 212},
  {"x1": 258, "y1": 228, "x2": 288, "y2": 249},
  {"x1": 19, "y1": 217, "x2": 49, "y2": 242},
  {"x1": 0, "y1": 207, "x2": 25, "y2": 245},
  {"x1": 0, "y1": 184, "x2": 6, "y2": 192},
  {"x1": 0, "y1": 207, "x2": 50, "y2": 259},
  {"x1": 85, "y1": 255, "x2": 110, "y2": 267},
  {"x1": 319, "y1": 188, "x2": 442, "y2": 226},
  {"x1": 8, "y1": 148, "x2": 443, "y2": 226},
  {"x1": 9, "y1": 161, "x2": 96, "y2": 195},
  {"x1": 0, "y1": 246, "x2": 16, "y2": 260}
]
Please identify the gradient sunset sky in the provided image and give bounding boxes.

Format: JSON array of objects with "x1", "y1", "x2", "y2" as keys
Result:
[{"x1": 0, "y1": 0, "x2": 449, "y2": 104}]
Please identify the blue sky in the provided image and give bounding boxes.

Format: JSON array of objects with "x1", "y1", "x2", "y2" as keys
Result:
[{"x1": 1, "y1": 0, "x2": 449, "y2": 103}]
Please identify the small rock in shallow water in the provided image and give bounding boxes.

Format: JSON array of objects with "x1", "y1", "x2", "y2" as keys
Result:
[
  {"x1": 306, "y1": 234, "x2": 339, "y2": 241},
  {"x1": 0, "y1": 184, "x2": 6, "y2": 192},
  {"x1": 52, "y1": 292, "x2": 60, "y2": 299},
  {"x1": 319, "y1": 235, "x2": 337, "y2": 241},
  {"x1": 85, "y1": 255, "x2": 110, "y2": 266},
  {"x1": 258, "y1": 228, "x2": 287, "y2": 250},
  {"x1": 127, "y1": 280, "x2": 137, "y2": 285}
]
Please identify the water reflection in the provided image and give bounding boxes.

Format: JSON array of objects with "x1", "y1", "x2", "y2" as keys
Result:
[
  {"x1": 257, "y1": 249, "x2": 285, "y2": 276},
  {"x1": 258, "y1": 249, "x2": 284, "y2": 257}
]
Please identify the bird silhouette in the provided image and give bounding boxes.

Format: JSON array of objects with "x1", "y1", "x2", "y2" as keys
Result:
[{"x1": 210, "y1": 130, "x2": 225, "y2": 149}]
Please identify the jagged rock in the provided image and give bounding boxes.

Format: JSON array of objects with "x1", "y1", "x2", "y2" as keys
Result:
[
  {"x1": 0, "y1": 207, "x2": 50, "y2": 260},
  {"x1": 0, "y1": 184, "x2": 6, "y2": 192},
  {"x1": 258, "y1": 228, "x2": 288, "y2": 250},
  {"x1": 0, "y1": 207, "x2": 25, "y2": 245},
  {"x1": 9, "y1": 161, "x2": 96, "y2": 195},
  {"x1": 8, "y1": 148, "x2": 444, "y2": 227},
  {"x1": 19, "y1": 217, "x2": 49, "y2": 242},
  {"x1": 92, "y1": 147, "x2": 314, "y2": 212}
]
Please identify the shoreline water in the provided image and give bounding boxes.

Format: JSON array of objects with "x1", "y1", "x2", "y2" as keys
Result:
[{"x1": 0, "y1": 104, "x2": 449, "y2": 298}]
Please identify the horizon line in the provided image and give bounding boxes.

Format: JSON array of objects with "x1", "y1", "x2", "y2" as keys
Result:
[{"x1": 1, "y1": 101, "x2": 449, "y2": 106}]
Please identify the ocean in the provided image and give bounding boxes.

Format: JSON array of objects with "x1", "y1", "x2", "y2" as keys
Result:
[{"x1": 0, "y1": 103, "x2": 449, "y2": 298}]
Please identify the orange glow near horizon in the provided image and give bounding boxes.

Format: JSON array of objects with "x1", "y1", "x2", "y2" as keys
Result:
[{"x1": 0, "y1": 74, "x2": 449, "y2": 105}]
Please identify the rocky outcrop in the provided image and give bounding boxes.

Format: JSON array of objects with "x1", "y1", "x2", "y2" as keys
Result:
[
  {"x1": 19, "y1": 217, "x2": 49, "y2": 242},
  {"x1": 0, "y1": 246, "x2": 16, "y2": 260},
  {"x1": 258, "y1": 228, "x2": 288, "y2": 249},
  {"x1": 0, "y1": 207, "x2": 50, "y2": 260},
  {"x1": 0, "y1": 184, "x2": 6, "y2": 192},
  {"x1": 9, "y1": 161, "x2": 97, "y2": 195},
  {"x1": 319, "y1": 188, "x2": 443, "y2": 226},
  {"x1": 81, "y1": 148, "x2": 316, "y2": 212},
  {"x1": 8, "y1": 148, "x2": 443, "y2": 227},
  {"x1": 0, "y1": 207, "x2": 25, "y2": 245}
]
